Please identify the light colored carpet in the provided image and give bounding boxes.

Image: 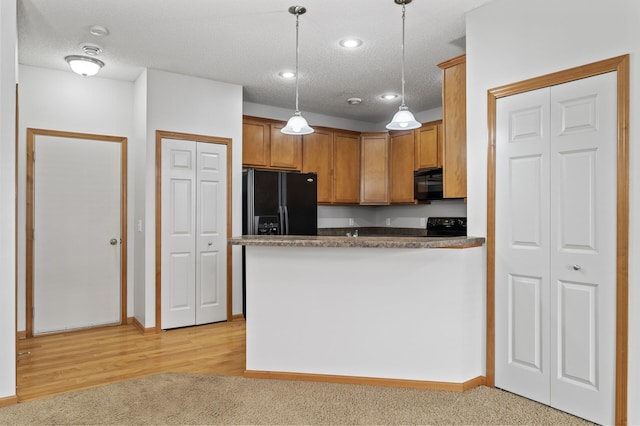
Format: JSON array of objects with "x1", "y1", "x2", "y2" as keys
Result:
[{"x1": 0, "y1": 373, "x2": 594, "y2": 425}]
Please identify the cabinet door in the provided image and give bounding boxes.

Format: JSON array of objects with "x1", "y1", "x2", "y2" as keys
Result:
[
  {"x1": 439, "y1": 55, "x2": 467, "y2": 198},
  {"x1": 389, "y1": 130, "x2": 416, "y2": 203},
  {"x1": 242, "y1": 118, "x2": 269, "y2": 167},
  {"x1": 414, "y1": 120, "x2": 442, "y2": 170},
  {"x1": 333, "y1": 132, "x2": 360, "y2": 204},
  {"x1": 302, "y1": 129, "x2": 333, "y2": 204},
  {"x1": 269, "y1": 123, "x2": 302, "y2": 170},
  {"x1": 360, "y1": 132, "x2": 389, "y2": 205}
]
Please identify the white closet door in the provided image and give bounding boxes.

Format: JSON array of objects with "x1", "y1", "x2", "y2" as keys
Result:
[
  {"x1": 161, "y1": 138, "x2": 227, "y2": 329},
  {"x1": 161, "y1": 139, "x2": 197, "y2": 329},
  {"x1": 194, "y1": 142, "x2": 227, "y2": 325},
  {"x1": 549, "y1": 72, "x2": 617, "y2": 425},
  {"x1": 496, "y1": 72, "x2": 617, "y2": 425},
  {"x1": 495, "y1": 87, "x2": 551, "y2": 404}
]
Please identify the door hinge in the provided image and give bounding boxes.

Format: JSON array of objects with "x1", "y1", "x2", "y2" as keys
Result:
[{"x1": 32, "y1": 306, "x2": 34, "y2": 319}]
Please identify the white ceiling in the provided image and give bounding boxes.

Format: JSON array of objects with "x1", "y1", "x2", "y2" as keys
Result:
[{"x1": 17, "y1": 0, "x2": 492, "y2": 123}]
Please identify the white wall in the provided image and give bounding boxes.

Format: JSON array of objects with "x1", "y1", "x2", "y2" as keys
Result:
[
  {"x1": 0, "y1": 0, "x2": 17, "y2": 401},
  {"x1": 16, "y1": 65, "x2": 135, "y2": 330},
  {"x1": 143, "y1": 69, "x2": 243, "y2": 325},
  {"x1": 466, "y1": 0, "x2": 640, "y2": 422}
]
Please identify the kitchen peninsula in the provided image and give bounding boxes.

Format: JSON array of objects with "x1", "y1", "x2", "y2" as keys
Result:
[{"x1": 230, "y1": 235, "x2": 486, "y2": 390}]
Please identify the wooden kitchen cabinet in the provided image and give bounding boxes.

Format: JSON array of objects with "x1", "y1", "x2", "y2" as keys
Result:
[
  {"x1": 389, "y1": 130, "x2": 416, "y2": 203},
  {"x1": 242, "y1": 117, "x2": 270, "y2": 167},
  {"x1": 242, "y1": 116, "x2": 302, "y2": 171},
  {"x1": 414, "y1": 120, "x2": 442, "y2": 170},
  {"x1": 302, "y1": 128, "x2": 333, "y2": 204},
  {"x1": 360, "y1": 132, "x2": 389, "y2": 205},
  {"x1": 438, "y1": 54, "x2": 467, "y2": 198},
  {"x1": 332, "y1": 131, "x2": 361, "y2": 204},
  {"x1": 269, "y1": 123, "x2": 302, "y2": 170}
]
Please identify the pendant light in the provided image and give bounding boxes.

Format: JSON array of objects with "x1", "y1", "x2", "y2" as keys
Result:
[
  {"x1": 281, "y1": 6, "x2": 314, "y2": 135},
  {"x1": 386, "y1": 0, "x2": 421, "y2": 131}
]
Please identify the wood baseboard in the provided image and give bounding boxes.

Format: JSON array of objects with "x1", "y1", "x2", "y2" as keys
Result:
[
  {"x1": 128, "y1": 317, "x2": 160, "y2": 335},
  {"x1": 231, "y1": 314, "x2": 245, "y2": 321},
  {"x1": 16, "y1": 330, "x2": 26, "y2": 340},
  {"x1": 244, "y1": 370, "x2": 486, "y2": 392},
  {"x1": 0, "y1": 395, "x2": 18, "y2": 407}
]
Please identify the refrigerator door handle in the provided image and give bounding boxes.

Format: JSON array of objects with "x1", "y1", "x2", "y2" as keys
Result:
[
  {"x1": 278, "y1": 206, "x2": 285, "y2": 235},
  {"x1": 284, "y1": 206, "x2": 290, "y2": 235}
]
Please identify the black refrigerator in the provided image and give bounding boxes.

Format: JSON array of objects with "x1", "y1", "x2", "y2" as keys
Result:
[
  {"x1": 242, "y1": 168, "x2": 317, "y2": 236},
  {"x1": 241, "y1": 168, "x2": 317, "y2": 317}
]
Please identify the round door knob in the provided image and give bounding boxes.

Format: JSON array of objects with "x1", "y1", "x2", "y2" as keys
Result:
[
  {"x1": 573, "y1": 264, "x2": 581, "y2": 271},
  {"x1": 110, "y1": 238, "x2": 118, "y2": 245}
]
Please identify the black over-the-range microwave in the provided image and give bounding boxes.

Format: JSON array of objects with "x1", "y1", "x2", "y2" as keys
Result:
[{"x1": 414, "y1": 168, "x2": 444, "y2": 201}]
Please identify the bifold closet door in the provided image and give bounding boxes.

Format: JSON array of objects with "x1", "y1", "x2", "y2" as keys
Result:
[
  {"x1": 161, "y1": 138, "x2": 227, "y2": 329},
  {"x1": 495, "y1": 72, "x2": 617, "y2": 425}
]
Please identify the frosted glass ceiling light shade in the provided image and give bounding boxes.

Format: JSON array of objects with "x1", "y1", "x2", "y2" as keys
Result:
[
  {"x1": 386, "y1": 0, "x2": 422, "y2": 131},
  {"x1": 281, "y1": 5, "x2": 314, "y2": 136},
  {"x1": 65, "y1": 55, "x2": 104, "y2": 77},
  {"x1": 387, "y1": 106, "x2": 421, "y2": 130},
  {"x1": 282, "y1": 111, "x2": 314, "y2": 135}
]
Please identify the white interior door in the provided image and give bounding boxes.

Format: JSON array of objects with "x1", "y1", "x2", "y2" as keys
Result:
[
  {"x1": 495, "y1": 72, "x2": 617, "y2": 425},
  {"x1": 161, "y1": 138, "x2": 227, "y2": 329},
  {"x1": 33, "y1": 136, "x2": 121, "y2": 334}
]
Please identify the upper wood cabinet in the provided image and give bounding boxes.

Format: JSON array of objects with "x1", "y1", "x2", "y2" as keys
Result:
[
  {"x1": 242, "y1": 116, "x2": 302, "y2": 171},
  {"x1": 302, "y1": 128, "x2": 333, "y2": 204},
  {"x1": 269, "y1": 123, "x2": 302, "y2": 170},
  {"x1": 332, "y1": 131, "x2": 361, "y2": 204},
  {"x1": 302, "y1": 128, "x2": 360, "y2": 205},
  {"x1": 414, "y1": 120, "x2": 442, "y2": 170},
  {"x1": 389, "y1": 130, "x2": 416, "y2": 204},
  {"x1": 438, "y1": 54, "x2": 467, "y2": 198},
  {"x1": 360, "y1": 132, "x2": 389, "y2": 205},
  {"x1": 242, "y1": 117, "x2": 270, "y2": 168}
]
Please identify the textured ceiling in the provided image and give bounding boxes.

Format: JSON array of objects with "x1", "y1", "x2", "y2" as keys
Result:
[{"x1": 17, "y1": 0, "x2": 492, "y2": 123}]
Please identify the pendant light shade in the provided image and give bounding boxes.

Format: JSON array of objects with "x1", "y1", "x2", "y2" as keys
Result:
[
  {"x1": 386, "y1": 0, "x2": 421, "y2": 131},
  {"x1": 281, "y1": 6, "x2": 314, "y2": 135}
]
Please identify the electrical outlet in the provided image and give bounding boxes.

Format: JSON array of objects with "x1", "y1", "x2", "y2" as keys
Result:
[
  {"x1": 419, "y1": 217, "x2": 426, "y2": 227},
  {"x1": 385, "y1": 218, "x2": 391, "y2": 226},
  {"x1": 348, "y1": 218, "x2": 355, "y2": 226}
]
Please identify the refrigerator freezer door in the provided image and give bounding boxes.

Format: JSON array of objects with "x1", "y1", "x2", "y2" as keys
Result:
[
  {"x1": 244, "y1": 169, "x2": 281, "y2": 234},
  {"x1": 282, "y1": 172, "x2": 317, "y2": 235}
]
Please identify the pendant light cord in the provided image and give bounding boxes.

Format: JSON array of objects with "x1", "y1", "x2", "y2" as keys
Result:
[
  {"x1": 294, "y1": 11, "x2": 301, "y2": 113},
  {"x1": 400, "y1": 3, "x2": 406, "y2": 108}
]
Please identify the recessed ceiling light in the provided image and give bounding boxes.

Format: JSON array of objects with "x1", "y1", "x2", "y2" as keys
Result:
[
  {"x1": 381, "y1": 94, "x2": 398, "y2": 100},
  {"x1": 279, "y1": 71, "x2": 296, "y2": 79},
  {"x1": 347, "y1": 97, "x2": 362, "y2": 105},
  {"x1": 339, "y1": 39, "x2": 363, "y2": 48}
]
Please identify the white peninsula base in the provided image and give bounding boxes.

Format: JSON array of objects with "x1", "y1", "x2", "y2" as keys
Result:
[{"x1": 244, "y1": 245, "x2": 485, "y2": 388}]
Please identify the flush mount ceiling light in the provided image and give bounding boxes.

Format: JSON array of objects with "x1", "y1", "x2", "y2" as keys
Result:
[
  {"x1": 281, "y1": 5, "x2": 314, "y2": 136},
  {"x1": 339, "y1": 38, "x2": 363, "y2": 48},
  {"x1": 65, "y1": 55, "x2": 104, "y2": 77},
  {"x1": 386, "y1": 0, "x2": 421, "y2": 131}
]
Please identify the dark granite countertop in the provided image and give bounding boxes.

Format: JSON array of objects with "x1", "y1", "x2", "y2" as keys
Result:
[{"x1": 228, "y1": 235, "x2": 484, "y2": 249}]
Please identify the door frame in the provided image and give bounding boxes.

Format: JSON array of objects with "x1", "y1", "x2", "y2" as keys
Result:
[
  {"x1": 486, "y1": 55, "x2": 629, "y2": 425},
  {"x1": 155, "y1": 130, "x2": 233, "y2": 332},
  {"x1": 26, "y1": 128, "x2": 128, "y2": 338}
]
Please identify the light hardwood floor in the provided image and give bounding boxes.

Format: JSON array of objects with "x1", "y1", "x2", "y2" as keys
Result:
[{"x1": 16, "y1": 320, "x2": 246, "y2": 402}]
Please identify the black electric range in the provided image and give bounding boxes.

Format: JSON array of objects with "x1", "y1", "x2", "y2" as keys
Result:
[{"x1": 426, "y1": 217, "x2": 467, "y2": 237}]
